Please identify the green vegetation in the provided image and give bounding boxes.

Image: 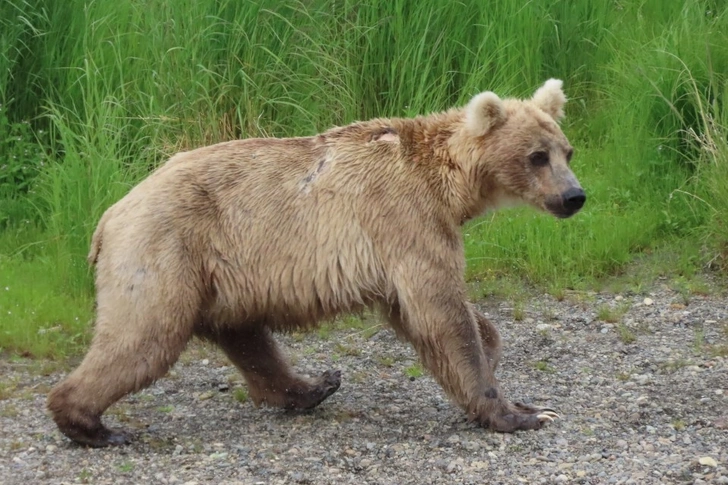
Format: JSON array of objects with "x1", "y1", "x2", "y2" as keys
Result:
[
  {"x1": 116, "y1": 461, "x2": 134, "y2": 473},
  {"x1": 1, "y1": 1, "x2": 727, "y2": 358},
  {"x1": 532, "y1": 360, "x2": 555, "y2": 374},
  {"x1": 233, "y1": 387, "x2": 249, "y2": 404},
  {"x1": 404, "y1": 363, "x2": 424, "y2": 379},
  {"x1": 596, "y1": 303, "x2": 629, "y2": 323},
  {"x1": 616, "y1": 324, "x2": 637, "y2": 344}
]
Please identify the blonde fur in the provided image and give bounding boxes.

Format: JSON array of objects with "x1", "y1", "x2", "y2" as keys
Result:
[
  {"x1": 48, "y1": 81, "x2": 584, "y2": 446},
  {"x1": 465, "y1": 91, "x2": 505, "y2": 136},
  {"x1": 531, "y1": 78, "x2": 567, "y2": 121}
]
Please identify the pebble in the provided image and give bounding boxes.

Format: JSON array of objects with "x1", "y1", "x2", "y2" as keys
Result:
[{"x1": 446, "y1": 433, "x2": 460, "y2": 444}]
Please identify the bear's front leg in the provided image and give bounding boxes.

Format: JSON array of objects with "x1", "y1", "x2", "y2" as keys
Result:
[{"x1": 391, "y1": 268, "x2": 558, "y2": 432}]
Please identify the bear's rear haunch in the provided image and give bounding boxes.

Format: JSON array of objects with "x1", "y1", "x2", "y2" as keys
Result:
[{"x1": 48, "y1": 79, "x2": 585, "y2": 447}]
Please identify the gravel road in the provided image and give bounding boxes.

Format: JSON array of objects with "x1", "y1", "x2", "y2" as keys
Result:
[{"x1": 1, "y1": 284, "x2": 727, "y2": 484}]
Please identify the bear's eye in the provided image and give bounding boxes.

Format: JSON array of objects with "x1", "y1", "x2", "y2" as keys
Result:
[
  {"x1": 529, "y1": 151, "x2": 550, "y2": 167},
  {"x1": 566, "y1": 148, "x2": 574, "y2": 163}
]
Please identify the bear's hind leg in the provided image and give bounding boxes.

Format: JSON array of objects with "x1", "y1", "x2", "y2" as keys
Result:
[
  {"x1": 203, "y1": 325, "x2": 341, "y2": 410},
  {"x1": 48, "y1": 282, "x2": 199, "y2": 447}
]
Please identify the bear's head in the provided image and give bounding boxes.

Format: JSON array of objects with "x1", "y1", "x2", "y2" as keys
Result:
[{"x1": 460, "y1": 79, "x2": 585, "y2": 219}]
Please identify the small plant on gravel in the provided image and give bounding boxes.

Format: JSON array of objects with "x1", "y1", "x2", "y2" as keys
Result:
[
  {"x1": 189, "y1": 440, "x2": 204, "y2": 453},
  {"x1": 226, "y1": 372, "x2": 242, "y2": 384},
  {"x1": 335, "y1": 341, "x2": 362, "y2": 357},
  {"x1": 513, "y1": 302, "x2": 525, "y2": 321},
  {"x1": 693, "y1": 328, "x2": 705, "y2": 353},
  {"x1": 405, "y1": 363, "x2": 424, "y2": 379},
  {"x1": 147, "y1": 437, "x2": 175, "y2": 451},
  {"x1": 316, "y1": 325, "x2": 333, "y2": 340},
  {"x1": 617, "y1": 323, "x2": 636, "y2": 344},
  {"x1": 360, "y1": 325, "x2": 381, "y2": 339},
  {"x1": 709, "y1": 344, "x2": 728, "y2": 358},
  {"x1": 136, "y1": 393, "x2": 155, "y2": 402},
  {"x1": 0, "y1": 404, "x2": 18, "y2": 417},
  {"x1": 616, "y1": 371, "x2": 631, "y2": 381},
  {"x1": 233, "y1": 388, "x2": 248, "y2": 403},
  {"x1": 597, "y1": 304, "x2": 628, "y2": 323},
  {"x1": 661, "y1": 359, "x2": 691, "y2": 373},
  {"x1": 376, "y1": 355, "x2": 396, "y2": 367},
  {"x1": 77, "y1": 468, "x2": 92, "y2": 483},
  {"x1": 157, "y1": 405, "x2": 173, "y2": 413},
  {"x1": 671, "y1": 419, "x2": 686, "y2": 431},
  {"x1": 117, "y1": 461, "x2": 134, "y2": 473},
  {"x1": 0, "y1": 380, "x2": 17, "y2": 400},
  {"x1": 106, "y1": 403, "x2": 132, "y2": 423},
  {"x1": 543, "y1": 308, "x2": 558, "y2": 321},
  {"x1": 532, "y1": 360, "x2": 555, "y2": 373}
]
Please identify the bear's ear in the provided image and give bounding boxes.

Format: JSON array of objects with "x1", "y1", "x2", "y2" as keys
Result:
[
  {"x1": 532, "y1": 78, "x2": 567, "y2": 122},
  {"x1": 465, "y1": 91, "x2": 506, "y2": 136}
]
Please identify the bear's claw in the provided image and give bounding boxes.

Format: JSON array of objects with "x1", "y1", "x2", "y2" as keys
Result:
[{"x1": 537, "y1": 412, "x2": 559, "y2": 424}]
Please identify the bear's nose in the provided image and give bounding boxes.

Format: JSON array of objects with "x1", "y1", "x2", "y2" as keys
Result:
[{"x1": 562, "y1": 187, "x2": 586, "y2": 211}]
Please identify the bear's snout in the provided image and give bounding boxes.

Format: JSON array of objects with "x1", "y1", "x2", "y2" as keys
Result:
[
  {"x1": 562, "y1": 187, "x2": 586, "y2": 213},
  {"x1": 545, "y1": 187, "x2": 586, "y2": 218}
]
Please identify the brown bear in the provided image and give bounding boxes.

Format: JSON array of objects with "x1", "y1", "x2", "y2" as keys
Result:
[{"x1": 48, "y1": 79, "x2": 585, "y2": 447}]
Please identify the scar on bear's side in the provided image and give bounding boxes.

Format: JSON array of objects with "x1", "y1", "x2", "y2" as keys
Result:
[
  {"x1": 299, "y1": 157, "x2": 330, "y2": 193},
  {"x1": 370, "y1": 127, "x2": 399, "y2": 143}
]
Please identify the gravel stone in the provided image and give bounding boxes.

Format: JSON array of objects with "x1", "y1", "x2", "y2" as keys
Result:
[{"x1": 1, "y1": 285, "x2": 727, "y2": 484}]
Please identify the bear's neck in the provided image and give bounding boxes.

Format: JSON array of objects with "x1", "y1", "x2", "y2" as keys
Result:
[
  {"x1": 392, "y1": 113, "x2": 488, "y2": 226},
  {"x1": 443, "y1": 120, "x2": 500, "y2": 225}
]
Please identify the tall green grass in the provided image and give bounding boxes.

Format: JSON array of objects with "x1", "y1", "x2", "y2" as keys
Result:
[{"x1": 0, "y1": 0, "x2": 726, "y2": 357}]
